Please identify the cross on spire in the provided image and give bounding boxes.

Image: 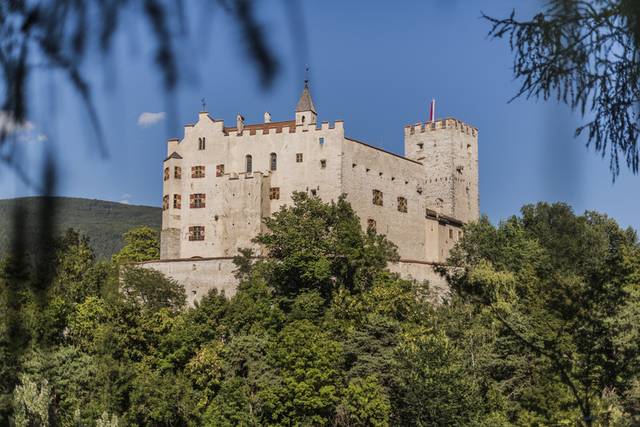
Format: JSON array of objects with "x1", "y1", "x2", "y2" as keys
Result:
[
  {"x1": 201, "y1": 97, "x2": 206, "y2": 112},
  {"x1": 304, "y1": 65, "x2": 310, "y2": 85}
]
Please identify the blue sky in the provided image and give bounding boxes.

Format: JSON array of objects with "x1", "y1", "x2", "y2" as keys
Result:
[{"x1": 2, "y1": 0, "x2": 638, "y2": 231}]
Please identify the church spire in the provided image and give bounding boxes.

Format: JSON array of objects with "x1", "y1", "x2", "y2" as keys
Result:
[
  {"x1": 295, "y1": 68, "x2": 317, "y2": 125},
  {"x1": 295, "y1": 79, "x2": 316, "y2": 114}
]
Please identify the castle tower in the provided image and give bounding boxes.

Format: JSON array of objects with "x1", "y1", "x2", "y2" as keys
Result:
[
  {"x1": 404, "y1": 117, "x2": 479, "y2": 223},
  {"x1": 295, "y1": 80, "x2": 317, "y2": 126}
]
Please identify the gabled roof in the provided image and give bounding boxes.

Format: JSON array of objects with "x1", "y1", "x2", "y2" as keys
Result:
[
  {"x1": 164, "y1": 151, "x2": 183, "y2": 162},
  {"x1": 295, "y1": 81, "x2": 316, "y2": 113}
]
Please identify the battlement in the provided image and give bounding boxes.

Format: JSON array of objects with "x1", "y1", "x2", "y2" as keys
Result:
[
  {"x1": 223, "y1": 119, "x2": 344, "y2": 137},
  {"x1": 404, "y1": 117, "x2": 478, "y2": 137}
]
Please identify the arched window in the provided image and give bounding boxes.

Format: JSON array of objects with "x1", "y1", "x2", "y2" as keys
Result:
[
  {"x1": 270, "y1": 153, "x2": 277, "y2": 171},
  {"x1": 245, "y1": 155, "x2": 253, "y2": 173}
]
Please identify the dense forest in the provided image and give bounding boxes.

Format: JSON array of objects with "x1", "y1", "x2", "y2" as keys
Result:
[
  {"x1": 0, "y1": 198, "x2": 160, "y2": 259},
  {"x1": 1, "y1": 193, "x2": 639, "y2": 426}
]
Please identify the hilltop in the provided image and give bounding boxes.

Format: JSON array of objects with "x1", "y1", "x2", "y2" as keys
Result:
[{"x1": 0, "y1": 197, "x2": 161, "y2": 259}]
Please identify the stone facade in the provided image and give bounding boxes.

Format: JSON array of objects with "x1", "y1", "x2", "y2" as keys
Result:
[{"x1": 144, "y1": 83, "x2": 480, "y2": 302}]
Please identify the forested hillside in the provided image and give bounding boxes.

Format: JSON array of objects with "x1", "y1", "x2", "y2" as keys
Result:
[{"x1": 0, "y1": 197, "x2": 161, "y2": 259}]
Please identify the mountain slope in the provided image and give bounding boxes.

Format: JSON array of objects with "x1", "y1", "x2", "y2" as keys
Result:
[{"x1": 0, "y1": 197, "x2": 161, "y2": 259}]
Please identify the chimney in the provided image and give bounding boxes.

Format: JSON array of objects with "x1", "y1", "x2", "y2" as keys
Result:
[
  {"x1": 264, "y1": 112, "x2": 272, "y2": 123},
  {"x1": 236, "y1": 114, "x2": 245, "y2": 133}
]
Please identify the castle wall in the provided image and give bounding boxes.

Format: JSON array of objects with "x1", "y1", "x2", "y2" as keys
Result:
[
  {"x1": 140, "y1": 258, "x2": 240, "y2": 306},
  {"x1": 161, "y1": 115, "x2": 347, "y2": 259},
  {"x1": 142, "y1": 257, "x2": 448, "y2": 307},
  {"x1": 340, "y1": 138, "x2": 430, "y2": 261}
]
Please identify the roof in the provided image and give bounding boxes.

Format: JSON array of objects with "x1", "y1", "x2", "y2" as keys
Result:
[
  {"x1": 425, "y1": 208, "x2": 465, "y2": 226},
  {"x1": 295, "y1": 82, "x2": 316, "y2": 113},
  {"x1": 224, "y1": 120, "x2": 296, "y2": 135},
  {"x1": 164, "y1": 151, "x2": 183, "y2": 162},
  {"x1": 345, "y1": 137, "x2": 423, "y2": 165}
]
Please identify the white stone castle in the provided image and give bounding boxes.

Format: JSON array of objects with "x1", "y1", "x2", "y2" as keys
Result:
[{"x1": 144, "y1": 81, "x2": 479, "y2": 304}]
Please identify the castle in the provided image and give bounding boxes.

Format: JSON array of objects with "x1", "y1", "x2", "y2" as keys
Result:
[{"x1": 143, "y1": 81, "x2": 479, "y2": 304}]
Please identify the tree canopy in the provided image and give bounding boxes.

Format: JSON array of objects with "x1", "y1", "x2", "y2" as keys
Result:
[{"x1": 1, "y1": 194, "x2": 639, "y2": 425}]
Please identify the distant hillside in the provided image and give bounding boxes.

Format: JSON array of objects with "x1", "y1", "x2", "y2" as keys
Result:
[{"x1": 0, "y1": 197, "x2": 161, "y2": 259}]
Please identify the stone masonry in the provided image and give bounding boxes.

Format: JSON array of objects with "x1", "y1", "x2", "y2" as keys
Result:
[{"x1": 143, "y1": 81, "x2": 480, "y2": 305}]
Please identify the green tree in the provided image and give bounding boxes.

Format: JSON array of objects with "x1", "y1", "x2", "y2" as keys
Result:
[
  {"x1": 254, "y1": 192, "x2": 398, "y2": 302},
  {"x1": 442, "y1": 203, "x2": 640, "y2": 425},
  {"x1": 120, "y1": 267, "x2": 185, "y2": 312},
  {"x1": 112, "y1": 227, "x2": 160, "y2": 265}
]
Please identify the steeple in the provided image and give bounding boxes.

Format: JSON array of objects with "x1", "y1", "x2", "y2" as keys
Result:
[{"x1": 295, "y1": 71, "x2": 317, "y2": 126}]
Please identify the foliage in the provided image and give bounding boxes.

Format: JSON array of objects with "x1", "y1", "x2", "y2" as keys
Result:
[
  {"x1": 442, "y1": 202, "x2": 640, "y2": 425},
  {"x1": 12, "y1": 375, "x2": 51, "y2": 427},
  {"x1": 485, "y1": 0, "x2": 640, "y2": 177},
  {"x1": 112, "y1": 226, "x2": 160, "y2": 265},
  {"x1": 1, "y1": 196, "x2": 639, "y2": 425}
]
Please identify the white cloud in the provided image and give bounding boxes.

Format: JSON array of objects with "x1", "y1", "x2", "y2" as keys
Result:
[
  {"x1": 119, "y1": 193, "x2": 132, "y2": 204},
  {"x1": 137, "y1": 111, "x2": 166, "y2": 127}
]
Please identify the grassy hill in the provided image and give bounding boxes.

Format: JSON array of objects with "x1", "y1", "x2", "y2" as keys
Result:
[{"x1": 0, "y1": 197, "x2": 161, "y2": 259}]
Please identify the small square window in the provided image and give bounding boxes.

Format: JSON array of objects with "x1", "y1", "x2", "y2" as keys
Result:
[
  {"x1": 372, "y1": 189, "x2": 383, "y2": 206},
  {"x1": 367, "y1": 218, "x2": 376, "y2": 233},
  {"x1": 296, "y1": 153, "x2": 303, "y2": 163},
  {"x1": 174, "y1": 166, "x2": 182, "y2": 179},
  {"x1": 319, "y1": 137, "x2": 325, "y2": 145},
  {"x1": 270, "y1": 187, "x2": 280, "y2": 200},
  {"x1": 310, "y1": 189, "x2": 317, "y2": 196},
  {"x1": 449, "y1": 229, "x2": 454, "y2": 239},
  {"x1": 397, "y1": 197, "x2": 407, "y2": 213},
  {"x1": 216, "y1": 164, "x2": 225, "y2": 177},
  {"x1": 173, "y1": 194, "x2": 181, "y2": 209},
  {"x1": 189, "y1": 226, "x2": 205, "y2": 241},
  {"x1": 162, "y1": 195, "x2": 169, "y2": 210},
  {"x1": 192, "y1": 166, "x2": 205, "y2": 178},
  {"x1": 320, "y1": 159, "x2": 327, "y2": 169},
  {"x1": 163, "y1": 167, "x2": 169, "y2": 181}
]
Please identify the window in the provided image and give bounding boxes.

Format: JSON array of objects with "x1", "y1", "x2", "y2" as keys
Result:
[
  {"x1": 190, "y1": 193, "x2": 206, "y2": 208},
  {"x1": 319, "y1": 137, "x2": 325, "y2": 145},
  {"x1": 320, "y1": 159, "x2": 326, "y2": 169},
  {"x1": 162, "y1": 195, "x2": 169, "y2": 210},
  {"x1": 270, "y1": 153, "x2": 277, "y2": 171},
  {"x1": 458, "y1": 230, "x2": 462, "y2": 240},
  {"x1": 164, "y1": 167, "x2": 169, "y2": 181},
  {"x1": 397, "y1": 197, "x2": 407, "y2": 213},
  {"x1": 216, "y1": 164, "x2": 225, "y2": 177},
  {"x1": 270, "y1": 187, "x2": 280, "y2": 200},
  {"x1": 310, "y1": 189, "x2": 317, "y2": 196},
  {"x1": 174, "y1": 166, "x2": 182, "y2": 179},
  {"x1": 245, "y1": 155, "x2": 252, "y2": 173},
  {"x1": 296, "y1": 153, "x2": 303, "y2": 163},
  {"x1": 449, "y1": 229, "x2": 454, "y2": 239},
  {"x1": 189, "y1": 226, "x2": 205, "y2": 241},
  {"x1": 192, "y1": 166, "x2": 205, "y2": 178},
  {"x1": 367, "y1": 218, "x2": 376, "y2": 233},
  {"x1": 198, "y1": 137, "x2": 206, "y2": 150},
  {"x1": 372, "y1": 189, "x2": 383, "y2": 206},
  {"x1": 173, "y1": 194, "x2": 181, "y2": 209}
]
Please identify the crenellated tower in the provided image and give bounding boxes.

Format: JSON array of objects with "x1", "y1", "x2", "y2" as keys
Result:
[{"x1": 404, "y1": 118, "x2": 479, "y2": 223}]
